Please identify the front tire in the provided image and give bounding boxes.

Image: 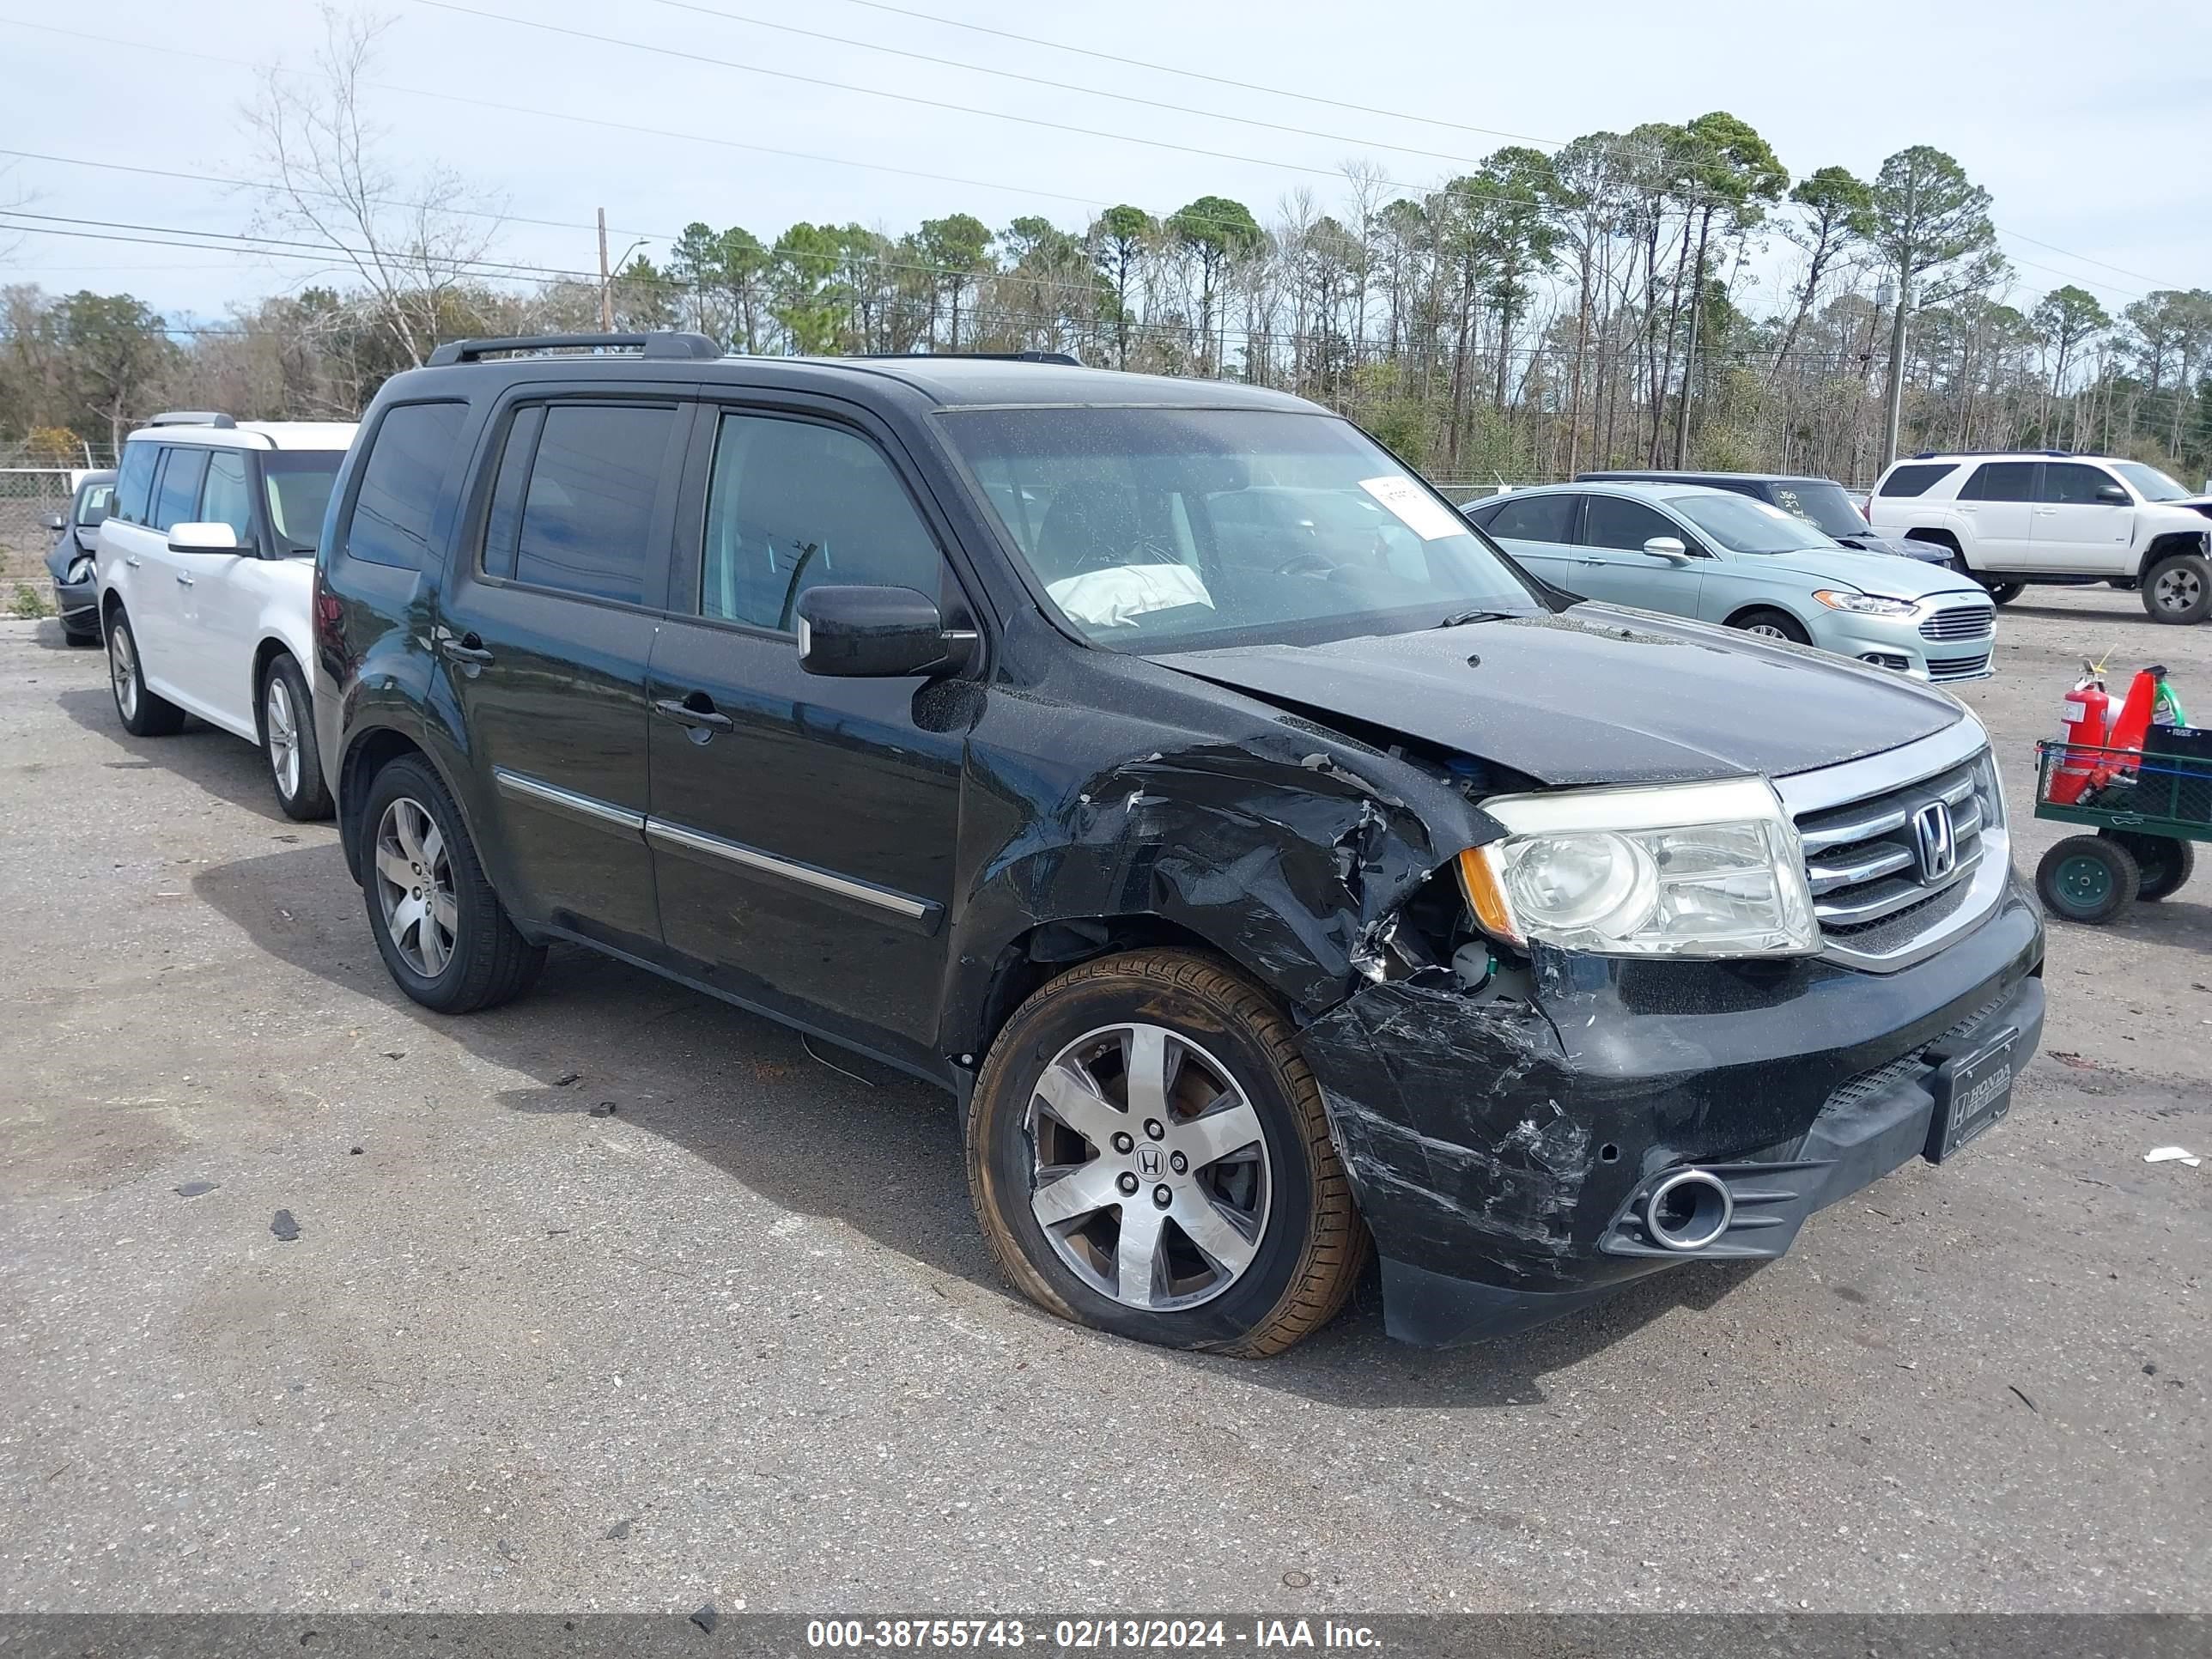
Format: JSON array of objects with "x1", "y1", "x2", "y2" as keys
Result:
[
  {"x1": 2142, "y1": 553, "x2": 2211, "y2": 625},
  {"x1": 258, "y1": 653, "x2": 333, "y2": 822},
  {"x1": 1732, "y1": 607, "x2": 1811, "y2": 645},
  {"x1": 105, "y1": 607, "x2": 185, "y2": 737},
  {"x1": 966, "y1": 949, "x2": 1366, "y2": 1358},
  {"x1": 2037, "y1": 835, "x2": 2138, "y2": 923},
  {"x1": 359, "y1": 756, "x2": 545, "y2": 1013}
]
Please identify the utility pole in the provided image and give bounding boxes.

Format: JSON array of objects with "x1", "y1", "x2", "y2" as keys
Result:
[
  {"x1": 598, "y1": 207, "x2": 614, "y2": 333},
  {"x1": 1881, "y1": 276, "x2": 1909, "y2": 465}
]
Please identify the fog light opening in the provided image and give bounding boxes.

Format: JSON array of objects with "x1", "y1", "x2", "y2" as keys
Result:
[{"x1": 1645, "y1": 1169, "x2": 1733, "y2": 1252}]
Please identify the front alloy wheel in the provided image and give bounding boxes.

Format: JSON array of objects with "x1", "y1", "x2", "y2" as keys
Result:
[
  {"x1": 1028, "y1": 1024, "x2": 1271, "y2": 1311},
  {"x1": 2143, "y1": 553, "x2": 2212, "y2": 625},
  {"x1": 373, "y1": 797, "x2": 459, "y2": 977},
  {"x1": 967, "y1": 949, "x2": 1366, "y2": 1357},
  {"x1": 264, "y1": 676, "x2": 302, "y2": 802}
]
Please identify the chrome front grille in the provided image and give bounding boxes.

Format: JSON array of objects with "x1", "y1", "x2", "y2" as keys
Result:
[
  {"x1": 1781, "y1": 729, "x2": 2008, "y2": 970},
  {"x1": 1919, "y1": 603, "x2": 1996, "y2": 642},
  {"x1": 1929, "y1": 650, "x2": 1994, "y2": 682}
]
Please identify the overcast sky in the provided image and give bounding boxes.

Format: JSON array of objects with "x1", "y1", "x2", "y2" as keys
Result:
[{"x1": 3, "y1": 0, "x2": 2206, "y2": 328}]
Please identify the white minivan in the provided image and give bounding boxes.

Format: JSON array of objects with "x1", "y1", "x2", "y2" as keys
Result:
[{"x1": 95, "y1": 412, "x2": 356, "y2": 817}]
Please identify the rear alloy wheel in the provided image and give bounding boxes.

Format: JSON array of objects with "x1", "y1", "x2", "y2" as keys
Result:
[
  {"x1": 1733, "y1": 608, "x2": 1810, "y2": 645},
  {"x1": 359, "y1": 756, "x2": 545, "y2": 1014},
  {"x1": 2036, "y1": 834, "x2": 2139, "y2": 924},
  {"x1": 967, "y1": 950, "x2": 1366, "y2": 1357},
  {"x1": 2142, "y1": 554, "x2": 2212, "y2": 625},
  {"x1": 2102, "y1": 830, "x2": 2194, "y2": 902},
  {"x1": 105, "y1": 609, "x2": 185, "y2": 737},
  {"x1": 258, "y1": 654, "x2": 333, "y2": 822}
]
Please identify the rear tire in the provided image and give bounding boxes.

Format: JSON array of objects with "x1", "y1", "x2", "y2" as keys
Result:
[
  {"x1": 2142, "y1": 553, "x2": 2211, "y2": 625},
  {"x1": 1985, "y1": 582, "x2": 2024, "y2": 605},
  {"x1": 358, "y1": 755, "x2": 546, "y2": 1013},
  {"x1": 2037, "y1": 835, "x2": 2138, "y2": 924},
  {"x1": 2103, "y1": 830, "x2": 2193, "y2": 902},
  {"x1": 258, "y1": 653, "x2": 334, "y2": 822},
  {"x1": 966, "y1": 949, "x2": 1367, "y2": 1358},
  {"x1": 104, "y1": 607, "x2": 185, "y2": 737},
  {"x1": 1731, "y1": 607, "x2": 1811, "y2": 645}
]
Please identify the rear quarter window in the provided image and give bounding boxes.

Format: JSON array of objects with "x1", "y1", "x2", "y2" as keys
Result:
[
  {"x1": 338, "y1": 401, "x2": 469, "y2": 569},
  {"x1": 112, "y1": 442, "x2": 158, "y2": 525},
  {"x1": 1876, "y1": 463, "x2": 1959, "y2": 499}
]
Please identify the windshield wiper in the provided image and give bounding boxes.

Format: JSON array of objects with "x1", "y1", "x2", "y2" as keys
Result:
[{"x1": 1435, "y1": 608, "x2": 1511, "y2": 628}]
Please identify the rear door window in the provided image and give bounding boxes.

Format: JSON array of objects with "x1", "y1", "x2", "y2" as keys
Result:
[
  {"x1": 1959, "y1": 462, "x2": 2036, "y2": 502},
  {"x1": 1876, "y1": 463, "x2": 1956, "y2": 499},
  {"x1": 486, "y1": 402, "x2": 678, "y2": 606},
  {"x1": 1482, "y1": 493, "x2": 1578, "y2": 544},
  {"x1": 151, "y1": 447, "x2": 210, "y2": 532},
  {"x1": 342, "y1": 401, "x2": 468, "y2": 569}
]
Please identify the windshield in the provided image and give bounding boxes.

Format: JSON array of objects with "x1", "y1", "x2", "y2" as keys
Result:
[
  {"x1": 1671, "y1": 493, "x2": 1840, "y2": 556},
  {"x1": 1767, "y1": 479, "x2": 1867, "y2": 538},
  {"x1": 938, "y1": 407, "x2": 1547, "y2": 651},
  {"x1": 2112, "y1": 462, "x2": 2191, "y2": 502},
  {"x1": 263, "y1": 452, "x2": 342, "y2": 554}
]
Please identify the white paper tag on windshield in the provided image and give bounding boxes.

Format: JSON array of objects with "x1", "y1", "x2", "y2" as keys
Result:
[{"x1": 1358, "y1": 475, "x2": 1465, "y2": 541}]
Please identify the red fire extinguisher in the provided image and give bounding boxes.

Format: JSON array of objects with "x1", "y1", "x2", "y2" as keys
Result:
[{"x1": 2050, "y1": 662, "x2": 2111, "y2": 806}]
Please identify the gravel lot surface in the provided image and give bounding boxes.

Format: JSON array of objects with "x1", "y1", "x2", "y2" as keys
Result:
[{"x1": 0, "y1": 588, "x2": 2204, "y2": 1613}]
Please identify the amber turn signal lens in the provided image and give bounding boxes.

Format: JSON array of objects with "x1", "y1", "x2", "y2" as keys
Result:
[{"x1": 1455, "y1": 846, "x2": 1520, "y2": 944}]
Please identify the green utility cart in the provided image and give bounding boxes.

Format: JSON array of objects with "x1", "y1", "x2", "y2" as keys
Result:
[{"x1": 2033, "y1": 732, "x2": 2212, "y2": 922}]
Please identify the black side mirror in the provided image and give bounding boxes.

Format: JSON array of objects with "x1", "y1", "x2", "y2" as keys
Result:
[
  {"x1": 795, "y1": 586, "x2": 975, "y2": 679},
  {"x1": 2095, "y1": 483, "x2": 2130, "y2": 505}
]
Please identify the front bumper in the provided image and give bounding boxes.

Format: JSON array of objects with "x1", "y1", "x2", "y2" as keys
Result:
[
  {"x1": 1817, "y1": 613, "x2": 1995, "y2": 684},
  {"x1": 52, "y1": 577, "x2": 98, "y2": 633},
  {"x1": 1297, "y1": 880, "x2": 2045, "y2": 1346}
]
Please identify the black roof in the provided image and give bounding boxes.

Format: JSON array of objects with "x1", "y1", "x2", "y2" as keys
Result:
[{"x1": 405, "y1": 332, "x2": 1315, "y2": 413}]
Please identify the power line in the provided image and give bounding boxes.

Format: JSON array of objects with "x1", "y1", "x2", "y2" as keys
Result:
[
  {"x1": 0, "y1": 15, "x2": 2182, "y2": 313},
  {"x1": 826, "y1": 0, "x2": 1591, "y2": 151},
  {"x1": 625, "y1": 0, "x2": 1511, "y2": 173}
]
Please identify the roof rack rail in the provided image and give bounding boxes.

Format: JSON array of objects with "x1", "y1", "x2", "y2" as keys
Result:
[
  {"x1": 1911, "y1": 448, "x2": 2081, "y2": 460},
  {"x1": 425, "y1": 331, "x2": 722, "y2": 367},
  {"x1": 857, "y1": 350, "x2": 1084, "y2": 367},
  {"x1": 147, "y1": 410, "x2": 236, "y2": 428}
]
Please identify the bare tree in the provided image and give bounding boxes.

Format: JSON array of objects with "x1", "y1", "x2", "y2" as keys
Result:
[{"x1": 243, "y1": 6, "x2": 508, "y2": 368}]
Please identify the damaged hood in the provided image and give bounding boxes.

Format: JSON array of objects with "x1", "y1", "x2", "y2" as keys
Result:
[{"x1": 1156, "y1": 605, "x2": 1967, "y2": 787}]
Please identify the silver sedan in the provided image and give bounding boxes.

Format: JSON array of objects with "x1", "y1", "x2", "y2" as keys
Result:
[{"x1": 1463, "y1": 482, "x2": 1999, "y2": 684}]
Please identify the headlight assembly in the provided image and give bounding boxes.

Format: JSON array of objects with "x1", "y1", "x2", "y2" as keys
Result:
[
  {"x1": 1457, "y1": 776, "x2": 1818, "y2": 958},
  {"x1": 1813, "y1": 589, "x2": 1917, "y2": 617},
  {"x1": 66, "y1": 556, "x2": 95, "y2": 586}
]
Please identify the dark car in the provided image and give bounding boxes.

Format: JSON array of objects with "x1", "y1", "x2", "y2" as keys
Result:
[
  {"x1": 1577, "y1": 471, "x2": 1953, "y2": 564},
  {"x1": 312, "y1": 334, "x2": 2045, "y2": 1356},
  {"x1": 43, "y1": 469, "x2": 116, "y2": 644}
]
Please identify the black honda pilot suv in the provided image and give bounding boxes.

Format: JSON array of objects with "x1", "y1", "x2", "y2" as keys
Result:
[{"x1": 313, "y1": 332, "x2": 2045, "y2": 1356}]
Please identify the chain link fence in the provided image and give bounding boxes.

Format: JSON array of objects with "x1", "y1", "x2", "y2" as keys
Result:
[{"x1": 0, "y1": 443, "x2": 116, "y2": 586}]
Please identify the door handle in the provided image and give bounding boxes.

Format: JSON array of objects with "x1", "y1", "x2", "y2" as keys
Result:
[
  {"x1": 654, "y1": 695, "x2": 733, "y2": 733},
  {"x1": 440, "y1": 633, "x2": 494, "y2": 665},
  {"x1": 125, "y1": 556, "x2": 142, "y2": 568},
  {"x1": 175, "y1": 573, "x2": 194, "y2": 586}
]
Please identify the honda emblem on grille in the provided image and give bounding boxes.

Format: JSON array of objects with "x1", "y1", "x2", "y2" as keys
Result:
[{"x1": 1911, "y1": 800, "x2": 1957, "y2": 881}]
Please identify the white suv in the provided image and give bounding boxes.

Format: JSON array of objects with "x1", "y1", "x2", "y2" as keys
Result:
[
  {"x1": 95, "y1": 412, "x2": 357, "y2": 817},
  {"x1": 1867, "y1": 452, "x2": 2211, "y2": 624}
]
